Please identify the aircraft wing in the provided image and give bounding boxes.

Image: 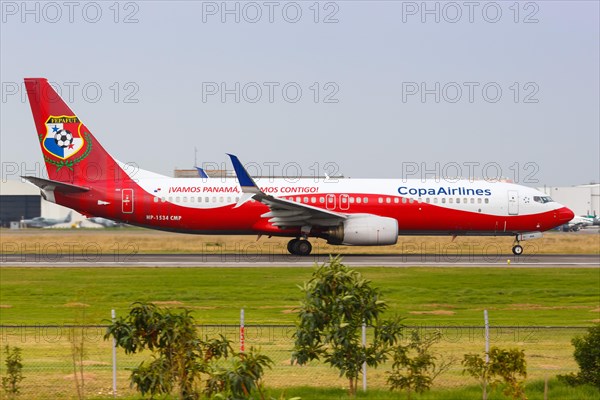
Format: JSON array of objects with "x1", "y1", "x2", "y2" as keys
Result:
[{"x1": 228, "y1": 154, "x2": 346, "y2": 228}]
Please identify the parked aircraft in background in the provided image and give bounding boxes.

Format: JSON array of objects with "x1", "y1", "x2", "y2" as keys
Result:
[
  {"x1": 564, "y1": 215, "x2": 595, "y2": 231},
  {"x1": 20, "y1": 211, "x2": 72, "y2": 228},
  {"x1": 22, "y1": 78, "x2": 574, "y2": 255},
  {"x1": 87, "y1": 217, "x2": 124, "y2": 228}
]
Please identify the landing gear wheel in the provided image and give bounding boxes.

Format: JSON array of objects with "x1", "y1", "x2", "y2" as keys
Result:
[
  {"x1": 512, "y1": 245, "x2": 523, "y2": 256},
  {"x1": 287, "y1": 239, "x2": 300, "y2": 254},
  {"x1": 294, "y1": 240, "x2": 312, "y2": 256},
  {"x1": 287, "y1": 239, "x2": 312, "y2": 256}
]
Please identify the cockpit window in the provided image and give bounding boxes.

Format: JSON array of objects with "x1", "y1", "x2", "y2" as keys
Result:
[{"x1": 533, "y1": 196, "x2": 554, "y2": 204}]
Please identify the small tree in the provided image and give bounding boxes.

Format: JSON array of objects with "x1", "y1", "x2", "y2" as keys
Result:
[
  {"x1": 2, "y1": 345, "x2": 24, "y2": 399},
  {"x1": 205, "y1": 347, "x2": 272, "y2": 399},
  {"x1": 387, "y1": 330, "x2": 453, "y2": 399},
  {"x1": 291, "y1": 256, "x2": 404, "y2": 396},
  {"x1": 558, "y1": 324, "x2": 600, "y2": 388},
  {"x1": 105, "y1": 302, "x2": 272, "y2": 400},
  {"x1": 463, "y1": 347, "x2": 527, "y2": 400}
]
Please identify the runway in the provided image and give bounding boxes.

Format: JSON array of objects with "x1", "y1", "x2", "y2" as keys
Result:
[{"x1": 0, "y1": 253, "x2": 598, "y2": 267}]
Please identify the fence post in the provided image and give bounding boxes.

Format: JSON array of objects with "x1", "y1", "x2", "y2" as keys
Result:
[
  {"x1": 111, "y1": 309, "x2": 117, "y2": 398},
  {"x1": 240, "y1": 308, "x2": 245, "y2": 353},
  {"x1": 362, "y1": 321, "x2": 367, "y2": 392},
  {"x1": 484, "y1": 310, "x2": 489, "y2": 400}
]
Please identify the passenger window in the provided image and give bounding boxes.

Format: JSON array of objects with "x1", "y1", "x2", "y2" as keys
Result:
[
  {"x1": 478, "y1": 198, "x2": 482, "y2": 204},
  {"x1": 402, "y1": 198, "x2": 407, "y2": 204},
  {"x1": 311, "y1": 197, "x2": 317, "y2": 204},
  {"x1": 349, "y1": 197, "x2": 354, "y2": 203},
  {"x1": 394, "y1": 198, "x2": 399, "y2": 203},
  {"x1": 205, "y1": 197, "x2": 210, "y2": 203},
  {"x1": 364, "y1": 197, "x2": 368, "y2": 203},
  {"x1": 183, "y1": 197, "x2": 187, "y2": 202},
  {"x1": 356, "y1": 197, "x2": 362, "y2": 204},
  {"x1": 470, "y1": 198, "x2": 474, "y2": 204},
  {"x1": 176, "y1": 196, "x2": 180, "y2": 202},
  {"x1": 449, "y1": 198, "x2": 453, "y2": 204},
  {"x1": 153, "y1": 197, "x2": 159, "y2": 203},
  {"x1": 386, "y1": 198, "x2": 391, "y2": 204},
  {"x1": 456, "y1": 198, "x2": 460, "y2": 204},
  {"x1": 227, "y1": 196, "x2": 231, "y2": 202},
  {"x1": 426, "y1": 198, "x2": 430, "y2": 203},
  {"x1": 485, "y1": 198, "x2": 489, "y2": 204},
  {"x1": 433, "y1": 198, "x2": 438, "y2": 204},
  {"x1": 378, "y1": 197, "x2": 383, "y2": 203},
  {"x1": 441, "y1": 198, "x2": 446, "y2": 204},
  {"x1": 304, "y1": 197, "x2": 309, "y2": 203},
  {"x1": 320, "y1": 197, "x2": 325, "y2": 203}
]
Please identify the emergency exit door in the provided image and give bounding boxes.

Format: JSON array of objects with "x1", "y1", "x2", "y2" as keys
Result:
[{"x1": 122, "y1": 189, "x2": 134, "y2": 214}]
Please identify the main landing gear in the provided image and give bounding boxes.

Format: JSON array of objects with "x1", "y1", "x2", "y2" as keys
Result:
[{"x1": 287, "y1": 238, "x2": 312, "y2": 256}]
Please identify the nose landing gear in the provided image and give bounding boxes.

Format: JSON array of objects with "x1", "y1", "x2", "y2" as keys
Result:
[
  {"x1": 512, "y1": 235, "x2": 523, "y2": 255},
  {"x1": 512, "y1": 244, "x2": 523, "y2": 255}
]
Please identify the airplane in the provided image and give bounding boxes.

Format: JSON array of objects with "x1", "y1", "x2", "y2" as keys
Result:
[
  {"x1": 196, "y1": 167, "x2": 210, "y2": 179},
  {"x1": 563, "y1": 215, "x2": 595, "y2": 231},
  {"x1": 20, "y1": 211, "x2": 72, "y2": 228},
  {"x1": 87, "y1": 217, "x2": 124, "y2": 228},
  {"x1": 21, "y1": 78, "x2": 574, "y2": 256}
]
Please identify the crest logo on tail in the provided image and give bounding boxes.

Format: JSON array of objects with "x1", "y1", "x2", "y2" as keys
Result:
[{"x1": 41, "y1": 116, "x2": 92, "y2": 170}]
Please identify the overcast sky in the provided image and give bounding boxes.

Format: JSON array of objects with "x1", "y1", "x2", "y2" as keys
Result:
[{"x1": 1, "y1": 1, "x2": 598, "y2": 186}]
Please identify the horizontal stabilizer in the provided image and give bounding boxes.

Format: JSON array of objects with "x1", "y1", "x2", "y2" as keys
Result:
[{"x1": 21, "y1": 176, "x2": 90, "y2": 193}]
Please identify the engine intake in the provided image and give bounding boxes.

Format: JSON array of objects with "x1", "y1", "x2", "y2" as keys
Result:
[{"x1": 326, "y1": 214, "x2": 398, "y2": 246}]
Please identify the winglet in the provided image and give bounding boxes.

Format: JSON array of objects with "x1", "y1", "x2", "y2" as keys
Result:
[
  {"x1": 227, "y1": 154, "x2": 262, "y2": 208},
  {"x1": 227, "y1": 154, "x2": 259, "y2": 188},
  {"x1": 195, "y1": 166, "x2": 209, "y2": 179}
]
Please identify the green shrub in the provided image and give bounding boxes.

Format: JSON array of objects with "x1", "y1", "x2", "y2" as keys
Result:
[{"x1": 559, "y1": 324, "x2": 600, "y2": 389}]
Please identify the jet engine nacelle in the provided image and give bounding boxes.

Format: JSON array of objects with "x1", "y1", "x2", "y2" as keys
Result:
[{"x1": 326, "y1": 214, "x2": 398, "y2": 246}]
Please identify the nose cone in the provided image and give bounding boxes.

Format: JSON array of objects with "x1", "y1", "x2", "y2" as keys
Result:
[{"x1": 558, "y1": 207, "x2": 575, "y2": 223}]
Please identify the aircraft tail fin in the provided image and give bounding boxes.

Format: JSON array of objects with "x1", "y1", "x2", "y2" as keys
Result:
[
  {"x1": 24, "y1": 78, "x2": 122, "y2": 185},
  {"x1": 64, "y1": 211, "x2": 72, "y2": 223}
]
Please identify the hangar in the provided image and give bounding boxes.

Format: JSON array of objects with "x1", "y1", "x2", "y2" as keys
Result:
[
  {"x1": 0, "y1": 180, "x2": 84, "y2": 227},
  {"x1": 538, "y1": 184, "x2": 599, "y2": 217}
]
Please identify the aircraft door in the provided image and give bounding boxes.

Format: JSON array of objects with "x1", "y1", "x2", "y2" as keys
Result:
[
  {"x1": 122, "y1": 188, "x2": 134, "y2": 214},
  {"x1": 326, "y1": 194, "x2": 336, "y2": 210},
  {"x1": 508, "y1": 190, "x2": 519, "y2": 215},
  {"x1": 339, "y1": 194, "x2": 350, "y2": 211}
]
